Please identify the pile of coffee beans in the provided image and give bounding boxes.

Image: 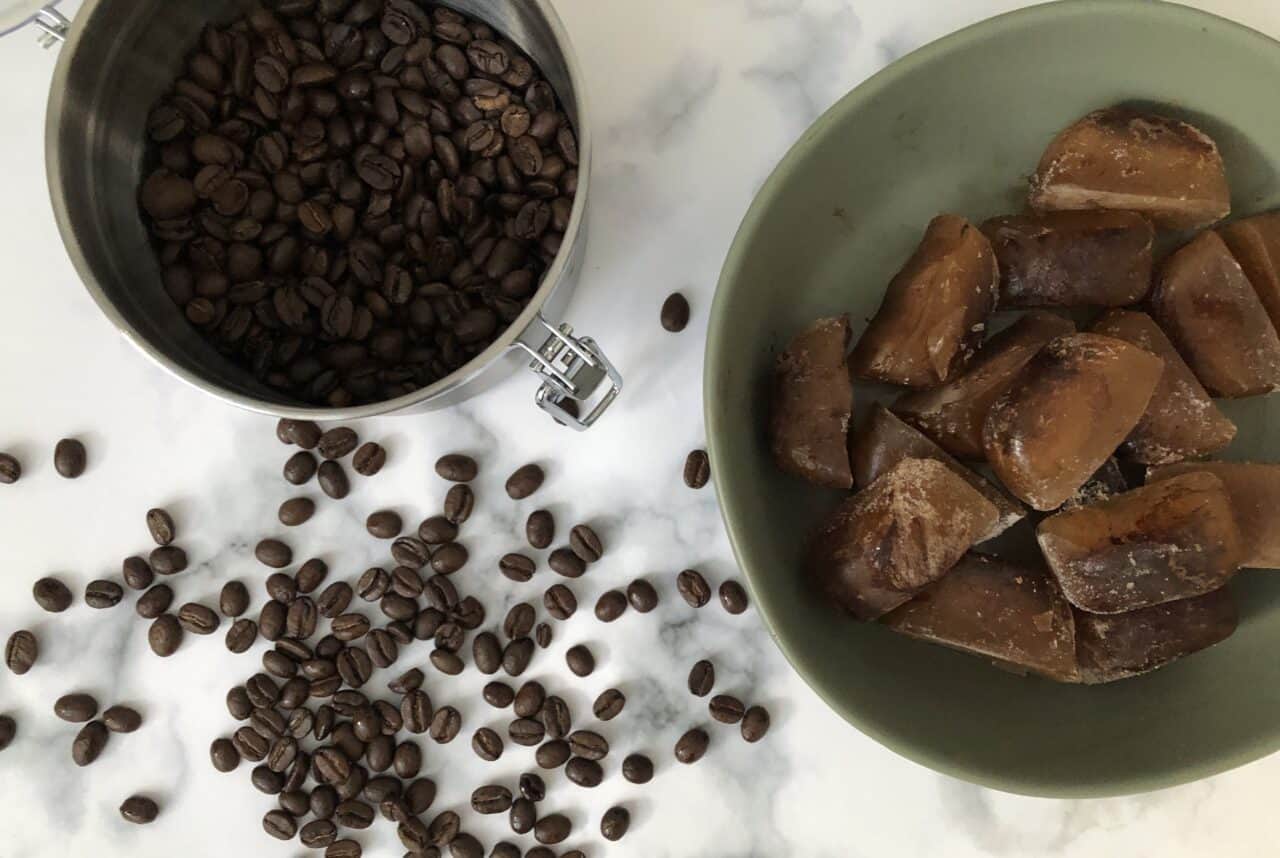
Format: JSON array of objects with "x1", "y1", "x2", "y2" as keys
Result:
[{"x1": 138, "y1": 0, "x2": 580, "y2": 407}]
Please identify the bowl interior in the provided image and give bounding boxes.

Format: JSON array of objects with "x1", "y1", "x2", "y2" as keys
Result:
[{"x1": 707, "y1": 0, "x2": 1280, "y2": 797}]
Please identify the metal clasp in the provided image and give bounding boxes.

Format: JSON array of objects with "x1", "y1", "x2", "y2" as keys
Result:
[
  {"x1": 515, "y1": 315, "x2": 621, "y2": 430},
  {"x1": 33, "y1": 5, "x2": 68, "y2": 46}
]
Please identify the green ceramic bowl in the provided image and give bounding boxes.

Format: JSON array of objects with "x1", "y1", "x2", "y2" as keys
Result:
[{"x1": 707, "y1": 0, "x2": 1280, "y2": 797}]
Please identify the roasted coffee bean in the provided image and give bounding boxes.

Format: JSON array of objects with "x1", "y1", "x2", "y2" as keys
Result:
[
  {"x1": 676, "y1": 727, "x2": 710, "y2": 763},
  {"x1": 593, "y1": 688, "x2": 626, "y2": 721},
  {"x1": 284, "y1": 451, "x2": 318, "y2": 484},
  {"x1": 246, "y1": 674, "x2": 281, "y2": 708},
  {"x1": 134, "y1": 584, "x2": 172, "y2": 620},
  {"x1": 122, "y1": 556, "x2": 153, "y2": 590},
  {"x1": 661, "y1": 291, "x2": 691, "y2": 333},
  {"x1": 388, "y1": 668, "x2": 423, "y2": 695},
  {"x1": 263, "y1": 808, "x2": 297, "y2": 840},
  {"x1": 317, "y1": 582, "x2": 353, "y2": 618},
  {"x1": 357, "y1": 567, "x2": 391, "y2": 601},
  {"x1": 283, "y1": 420, "x2": 322, "y2": 449},
  {"x1": 509, "y1": 718, "x2": 545, "y2": 747},
  {"x1": 280, "y1": 677, "x2": 311, "y2": 709},
  {"x1": 483, "y1": 681, "x2": 515, "y2": 708},
  {"x1": 535, "y1": 622, "x2": 552, "y2": 648},
  {"x1": 719, "y1": 579, "x2": 750, "y2": 614},
  {"x1": 422, "y1": 576, "x2": 457, "y2": 612},
  {"x1": 219, "y1": 580, "x2": 250, "y2": 617},
  {"x1": 455, "y1": 595, "x2": 485, "y2": 629},
  {"x1": 429, "y1": 705, "x2": 461, "y2": 743},
  {"x1": 391, "y1": 537, "x2": 431, "y2": 569},
  {"x1": 366, "y1": 509, "x2": 403, "y2": 538},
  {"x1": 566, "y1": 755, "x2": 604, "y2": 787},
  {"x1": 505, "y1": 463, "x2": 544, "y2": 499},
  {"x1": 508, "y1": 797, "x2": 536, "y2": 834},
  {"x1": 256, "y1": 538, "x2": 293, "y2": 569},
  {"x1": 471, "y1": 784, "x2": 512, "y2": 814},
  {"x1": 435, "y1": 454, "x2": 477, "y2": 482},
  {"x1": 525, "y1": 509, "x2": 554, "y2": 549},
  {"x1": 443, "y1": 484, "x2": 474, "y2": 524},
  {"x1": 288, "y1": 708, "x2": 315, "y2": 739},
  {"x1": 381, "y1": 592, "x2": 418, "y2": 622},
  {"x1": 54, "y1": 438, "x2": 87, "y2": 478},
  {"x1": 623, "y1": 752, "x2": 654, "y2": 783},
  {"x1": 72, "y1": 721, "x2": 109, "y2": 766},
  {"x1": 742, "y1": 705, "x2": 771, "y2": 742},
  {"x1": 569, "y1": 524, "x2": 602, "y2": 563},
  {"x1": 263, "y1": 650, "x2": 298, "y2": 679},
  {"x1": 710, "y1": 694, "x2": 746, "y2": 724},
  {"x1": 211, "y1": 737, "x2": 241, "y2": 772},
  {"x1": 226, "y1": 686, "x2": 253, "y2": 721},
  {"x1": 404, "y1": 776, "x2": 436, "y2": 816},
  {"x1": 688, "y1": 659, "x2": 715, "y2": 696},
  {"x1": 401, "y1": 689, "x2": 433, "y2": 733},
  {"x1": 259, "y1": 599, "x2": 287, "y2": 641},
  {"x1": 145, "y1": 508, "x2": 177, "y2": 546},
  {"x1": 148, "y1": 614, "x2": 183, "y2": 656},
  {"x1": 83, "y1": 579, "x2": 122, "y2": 609},
  {"x1": 318, "y1": 427, "x2": 359, "y2": 459},
  {"x1": 540, "y1": 695, "x2": 570, "y2": 739},
  {"x1": 318, "y1": 460, "x2": 350, "y2": 498},
  {"x1": 601, "y1": 805, "x2": 631, "y2": 841},
  {"x1": 430, "y1": 648, "x2": 464, "y2": 675},
  {"x1": 569, "y1": 730, "x2": 608, "y2": 761},
  {"x1": 501, "y1": 638, "x2": 534, "y2": 677},
  {"x1": 491, "y1": 844, "x2": 521, "y2": 858},
  {"x1": 627, "y1": 578, "x2": 659, "y2": 613},
  {"x1": 234, "y1": 726, "x2": 270, "y2": 762},
  {"x1": 150, "y1": 545, "x2": 188, "y2": 575},
  {"x1": 268, "y1": 736, "x2": 300, "y2": 773},
  {"x1": 315, "y1": 636, "x2": 343, "y2": 661},
  {"x1": 311, "y1": 784, "x2": 339, "y2": 819},
  {"x1": 335, "y1": 799, "x2": 375, "y2": 829},
  {"x1": 518, "y1": 772, "x2": 546, "y2": 802},
  {"x1": 594, "y1": 590, "x2": 627, "y2": 622},
  {"x1": 430, "y1": 542, "x2": 468, "y2": 574},
  {"x1": 352, "y1": 442, "x2": 387, "y2": 476},
  {"x1": 535, "y1": 738, "x2": 569, "y2": 769},
  {"x1": 428, "y1": 809, "x2": 460, "y2": 847},
  {"x1": 337, "y1": 646, "x2": 373, "y2": 687},
  {"x1": 54, "y1": 693, "x2": 99, "y2": 723},
  {"x1": 418, "y1": 515, "x2": 457, "y2": 545},
  {"x1": 33, "y1": 577, "x2": 72, "y2": 613},
  {"x1": 543, "y1": 584, "x2": 576, "y2": 620},
  {"x1": 120, "y1": 795, "x2": 159, "y2": 825},
  {"x1": 548, "y1": 547, "x2": 585, "y2": 578},
  {"x1": 363, "y1": 772, "x2": 400, "y2": 802},
  {"x1": 502, "y1": 603, "x2": 535, "y2": 640},
  {"x1": 525, "y1": 849, "x2": 555, "y2": 858},
  {"x1": 300, "y1": 818, "x2": 338, "y2": 848},
  {"x1": 677, "y1": 569, "x2": 712, "y2": 608},
  {"x1": 179, "y1": 602, "x2": 220, "y2": 634},
  {"x1": 684, "y1": 448, "x2": 711, "y2": 488},
  {"x1": 279, "y1": 497, "x2": 316, "y2": 526},
  {"x1": 499, "y1": 552, "x2": 535, "y2": 582},
  {"x1": 531, "y1": 812, "x2": 571, "y2": 845},
  {"x1": 296, "y1": 558, "x2": 329, "y2": 593},
  {"x1": 366, "y1": 628, "x2": 398, "y2": 667},
  {"x1": 472, "y1": 631, "x2": 501, "y2": 674},
  {"x1": 0, "y1": 453, "x2": 20, "y2": 484},
  {"x1": 435, "y1": 621, "x2": 464, "y2": 653},
  {"x1": 374, "y1": 699, "x2": 403, "y2": 734},
  {"x1": 450, "y1": 832, "x2": 483, "y2": 858},
  {"x1": 565, "y1": 644, "x2": 594, "y2": 677},
  {"x1": 313, "y1": 746, "x2": 352, "y2": 786},
  {"x1": 513, "y1": 681, "x2": 545, "y2": 718},
  {"x1": 4, "y1": 630, "x2": 37, "y2": 675},
  {"x1": 326, "y1": 840, "x2": 362, "y2": 858}
]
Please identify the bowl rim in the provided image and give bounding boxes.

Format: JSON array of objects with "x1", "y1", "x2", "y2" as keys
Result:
[{"x1": 705, "y1": 0, "x2": 1280, "y2": 797}]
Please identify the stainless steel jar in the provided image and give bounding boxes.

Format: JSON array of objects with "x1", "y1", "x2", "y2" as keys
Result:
[{"x1": 39, "y1": 0, "x2": 620, "y2": 428}]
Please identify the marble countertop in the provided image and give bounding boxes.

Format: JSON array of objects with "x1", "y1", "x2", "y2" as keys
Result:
[{"x1": 2, "y1": 1, "x2": 1280, "y2": 855}]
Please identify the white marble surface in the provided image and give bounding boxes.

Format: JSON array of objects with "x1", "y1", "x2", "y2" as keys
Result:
[{"x1": 3, "y1": 1, "x2": 1280, "y2": 856}]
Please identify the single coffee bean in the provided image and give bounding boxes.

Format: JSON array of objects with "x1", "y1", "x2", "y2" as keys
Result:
[
  {"x1": 565, "y1": 644, "x2": 595, "y2": 677},
  {"x1": 288, "y1": 708, "x2": 314, "y2": 739},
  {"x1": 313, "y1": 747, "x2": 352, "y2": 786},
  {"x1": 483, "y1": 681, "x2": 515, "y2": 709},
  {"x1": 405, "y1": 777, "x2": 436, "y2": 815},
  {"x1": 392, "y1": 537, "x2": 431, "y2": 569},
  {"x1": 541, "y1": 695, "x2": 571, "y2": 739},
  {"x1": 263, "y1": 808, "x2": 297, "y2": 840},
  {"x1": 4, "y1": 630, "x2": 37, "y2": 675},
  {"x1": 720, "y1": 579, "x2": 750, "y2": 614},
  {"x1": 456, "y1": 598, "x2": 487, "y2": 631},
  {"x1": 569, "y1": 524, "x2": 602, "y2": 563},
  {"x1": 471, "y1": 784, "x2": 512, "y2": 814},
  {"x1": 337, "y1": 646, "x2": 373, "y2": 687},
  {"x1": 677, "y1": 569, "x2": 712, "y2": 608},
  {"x1": 418, "y1": 515, "x2": 457, "y2": 545},
  {"x1": 54, "y1": 693, "x2": 99, "y2": 723},
  {"x1": 388, "y1": 668, "x2": 423, "y2": 695},
  {"x1": 120, "y1": 795, "x2": 159, "y2": 825},
  {"x1": 518, "y1": 772, "x2": 546, "y2": 803},
  {"x1": 505, "y1": 463, "x2": 544, "y2": 499},
  {"x1": 602, "y1": 805, "x2": 631, "y2": 841},
  {"x1": 435, "y1": 621, "x2": 465, "y2": 653},
  {"x1": 543, "y1": 584, "x2": 576, "y2": 620},
  {"x1": 535, "y1": 738, "x2": 569, "y2": 768},
  {"x1": 661, "y1": 291, "x2": 691, "y2": 332},
  {"x1": 266, "y1": 572, "x2": 298, "y2": 605},
  {"x1": 300, "y1": 818, "x2": 338, "y2": 848},
  {"x1": 430, "y1": 648, "x2": 463, "y2": 675},
  {"x1": 688, "y1": 659, "x2": 715, "y2": 696},
  {"x1": 317, "y1": 582, "x2": 353, "y2": 617},
  {"x1": 326, "y1": 840, "x2": 362, "y2": 858},
  {"x1": 220, "y1": 580, "x2": 250, "y2": 616},
  {"x1": 565, "y1": 756, "x2": 603, "y2": 788},
  {"x1": 226, "y1": 687, "x2": 253, "y2": 721},
  {"x1": 225, "y1": 618, "x2": 258, "y2": 654},
  {"x1": 148, "y1": 614, "x2": 183, "y2": 656},
  {"x1": 499, "y1": 606, "x2": 532, "y2": 643},
  {"x1": 72, "y1": 720, "x2": 109, "y2": 766},
  {"x1": 525, "y1": 849, "x2": 555, "y2": 858},
  {"x1": 513, "y1": 681, "x2": 545, "y2": 718},
  {"x1": 531, "y1": 813, "x2": 570, "y2": 845},
  {"x1": 0, "y1": 453, "x2": 20, "y2": 484},
  {"x1": 435, "y1": 453, "x2": 477, "y2": 482},
  {"x1": 569, "y1": 730, "x2": 609, "y2": 761},
  {"x1": 366, "y1": 509, "x2": 403, "y2": 539},
  {"x1": 627, "y1": 578, "x2": 659, "y2": 613},
  {"x1": 710, "y1": 694, "x2": 747, "y2": 724},
  {"x1": 278, "y1": 497, "x2": 316, "y2": 526},
  {"x1": 594, "y1": 590, "x2": 627, "y2": 622},
  {"x1": 352, "y1": 442, "x2": 387, "y2": 476},
  {"x1": 525, "y1": 509, "x2": 555, "y2": 549},
  {"x1": 145, "y1": 508, "x2": 176, "y2": 546},
  {"x1": 675, "y1": 727, "x2": 710, "y2": 764},
  {"x1": 357, "y1": 567, "x2": 390, "y2": 601},
  {"x1": 284, "y1": 451, "x2": 318, "y2": 485},
  {"x1": 318, "y1": 460, "x2": 349, "y2": 498},
  {"x1": 256, "y1": 538, "x2": 293, "y2": 568},
  {"x1": 136, "y1": 584, "x2": 174, "y2": 619},
  {"x1": 211, "y1": 737, "x2": 241, "y2": 772},
  {"x1": 178, "y1": 602, "x2": 220, "y2": 634},
  {"x1": 438, "y1": 484, "x2": 472, "y2": 526},
  {"x1": 535, "y1": 622, "x2": 552, "y2": 648},
  {"x1": 122, "y1": 556, "x2": 153, "y2": 590},
  {"x1": 335, "y1": 799, "x2": 375, "y2": 829},
  {"x1": 279, "y1": 677, "x2": 310, "y2": 710},
  {"x1": 593, "y1": 688, "x2": 626, "y2": 721},
  {"x1": 245, "y1": 674, "x2": 280, "y2": 708},
  {"x1": 429, "y1": 706, "x2": 461, "y2": 743},
  {"x1": 491, "y1": 844, "x2": 520, "y2": 858},
  {"x1": 509, "y1": 717, "x2": 546, "y2": 747},
  {"x1": 401, "y1": 690, "x2": 433, "y2": 733},
  {"x1": 312, "y1": 784, "x2": 339, "y2": 819},
  {"x1": 502, "y1": 638, "x2": 534, "y2": 677},
  {"x1": 54, "y1": 438, "x2": 87, "y2": 478},
  {"x1": 267, "y1": 736, "x2": 300, "y2": 773},
  {"x1": 150, "y1": 545, "x2": 188, "y2": 575},
  {"x1": 548, "y1": 547, "x2": 584, "y2": 578},
  {"x1": 471, "y1": 726, "x2": 503, "y2": 761},
  {"x1": 509, "y1": 797, "x2": 536, "y2": 834},
  {"x1": 683, "y1": 448, "x2": 711, "y2": 488},
  {"x1": 295, "y1": 558, "x2": 329, "y2": 594},
  {"x1": 318, "y1": 427, "x2": 359, "y2": 459},
  {"x1": 498, "y1": 552, "x2": 535, "y2": 582},
  {"x1": 451, "y1": 832, "x2": 483, "y2": 858},
  {"x1": 263, "y1": 650, "x2": 298, "y2": 679},
  {"x1": 741, "y1": 705, "x2": 771, "y2": 742},
  {"x1": 623, "y1": 752, "x2": 654, "y2": 783},
  {"x1": 33, "y1": 577, "x2": 72, "y2": 613},
  {"x1": 472, "y1": 632, "x2": 501, "y2": 674},
  {"x1": 365, "y1": 736, "x2": 393, "y2": 772},
  {"x1": 431, "y1": 542, "x2": 468, "y2": 574}
]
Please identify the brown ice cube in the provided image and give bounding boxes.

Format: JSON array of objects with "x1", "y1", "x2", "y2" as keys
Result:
[
  {"x1": 1150, "y1": 230, "x2": 1280, "y2": 398},
  {"x1": 882, "y1": 554, "x2": 1080, "y2": 682},
  {"x1": 1037, "y1": 472, "x2": 1244, "y2": 614},
  {"x1": 1091, "y1": 309, "x2": 1237, "y2": 464},
  {"x1": 983, "y1": 333, "x2": 1163, "y2": 511},
  {"x1": 1074, "y1": 588, "x2": 1238, "y2": 684},
  {"x1": 769, "y1": 315, "x2": 855, "y2": 488},
  {"x1": 808, "y1": 458, "x2": 999, "y2": 621},
  {"x1": 1062, "y1": 457, "x2": 1130, "y2": 511},
  {"x1": 849, "y1": 404, "x2": 1024, "y2": 541},
  {"x1": 893, "y1": 311, "x2": 1075, "y2": 460},
  {"x1": 1149, "y1": 462, "x2": 1280, "y2": 569},
  {"x1": 1220, "y1": 212, "x2": 1280, "y2": 337},
  {"x1": 849, "y1": 215, "x2": 999, "y2": 389},
  {"x1": 1028, "y1": 107, "x2": 1230, "y2": 230},
  {"x1": 981, "y1": 211, "x2": 1154, "y2": 308}
]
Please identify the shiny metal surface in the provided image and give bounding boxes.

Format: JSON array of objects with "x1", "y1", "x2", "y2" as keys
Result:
[{"x1": 45, "y1": 0, "x2": 618, "y2": 424}]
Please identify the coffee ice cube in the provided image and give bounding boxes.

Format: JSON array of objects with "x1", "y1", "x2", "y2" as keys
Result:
[
  {"x1": 1220, "y1": 211, "x2": 1280, "y2": 336},
  {"x1": 850, "y1": 404, "x2": 1024, "y2": 541},
  {"x1": 893, "y1": 311, "x2": 1075, "y2": 460},
  {"x1": 849, "y1": 215, "x2": 999, "y2": 389},
  {"x1": 984, "y1": 333, "x2": 1163, "y2": 511},
  {"x1": 1091, "y1": 309, "x2": 1236, "y2": 464},
  {"x1": 882, "y1": 553, "x2": 1080, "y2": 682},
  {"x1": 769, "y1": 315, "x2": 855, "y2": 488},
  {"x1": 808, "y1": 458, "x2": 999, "y2": 621},
  {"x1": 1028, "y1": 107, "x2": 1230, "y2": 230},
  {"x1": 1150, "y1": 230, "x2": 1280, "y2": 397},
  {"x1": 1149, "y1": 462, "x2": 1280, "y2": 569},
  {"x1": 981, "y1": 211, "x2": 1154, "y2": 308},
  {"x1": 1075, "y1": 587, "x2": 1238, "y2": 684},
  {"x1": 1037, "y1": 472, "x2": 1244, "y2": 614}
]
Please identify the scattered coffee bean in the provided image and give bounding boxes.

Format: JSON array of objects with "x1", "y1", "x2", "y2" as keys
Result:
[
  {"x1": 122, "y1": 556, "x2": 153, "y2": 590},
  {"x1": 623, "y1": 752, "x2": 654, "y2": 783},
  {"x1": 566, "y1": 644, "x2": 595, "y2": 677},
  {"x1": 225, "y1": 687, "x2": 253, "y2": 722},
  {"x1": 431, "y1": 542, "x2": 468, "y2": 574},
  {"x1": 742, "y1": 705, "x2": 771, "y2": 742},
  {"x1": 676, "y1": 727, "x2": 710, "y2": 764},
  {"x1": 505, "y1": 463, "x2": 544, "y2": 499},
  {"x1": 403, "y1": 777, "x2": 436, "y2": 816},
  {"x1": 179, "y1": 602, "x2": 221, "y2": 634},
  {"x1": 541, "y1": 696, "x2": 571, "y2": 739},
  {"x1": 120, "y1": 795, "x2": 159, "y2": 825},
  {"x1": 326, "y1": 840, "x2": 362, "y2": 858},
  {"x1": 296, "y1": 558, "x2": 329, "y2": 594},
  {"x1": 393, "y1": 741, "x2": 422, "y2": 778},
  {"x1": 661, "y1": 292, "x2": 691, "y2": 332},
  {"x1": 677, "y1": 569, "x2": 712, "y2": 608},
  {"x1": 72, "y1": 720, "x2": 109, "y2": 765},
  {"x1": 429, "y1": 706, "x2": 461, "y2": 744},
  {"x1": 548, "y1": 547, "x2": 585, "y2": 578},
  {"x1": 259, "y1": 600, "x2": 287, "y2": 641},
  {"x1": 0, "y1": 716, "x2": 15, "y2": 751},
  {"x1": 149, "y1": 545, "x2": 188, "y2": 575},
  {"x1": 509, "y1": 796, "x2": 536, "y2": 834},
  {"x1": 513, "y1": 681, "x2": 545, "y2": 718},
  {"x1": 502, "y1": 638, "x2": 534, "y2": 677},
  {"x1": 33, "y1": 577, "x2": 72, "y2": 613},
  {"x1": 317, "y1": 583, "x2": 353, "y2": 619},
  {"x1": 688, "y1": 659, "x2": 715, "y2": 696},
  {"x1": 266, "y1": 574, "x2": 297, "y2": 605},
  {"x1": 4, "y1": 630, "x2": 37, "y2": 675},
  {"x1": 418, "y1": 515, "x2": 458, "y2": 546},
  {"x1": 148, "y1": 614, "x2": 183, "y2": 656},
  {"x1": 534, "y1": 813, "x2": 571, "y2": 844},
  {"x1": 518, "y1": 772, "x2": 546, "y2": 802},
  {"x1": 525, "y1": 849, "x2": 555, "y2": 858},
  {"x1": 352, "y1": 442, "x2": 387, "y2": 476},
  {"x1": 285, "y1": 421, "x2": 322, "y2": 449},
  {"x1": 710, "y1": 694, "x2": 746, "y2": 724},
  {"x1": 0, "y1": 453, "x2": 20, "y2": 484},
  {"x1": 593, "y1": 688, "x2": 626, "y2": 721},
  {"x1": 428, "y1": 810, "x2": 461, "y2": 847},
  {"x1": 450, "y1": 833, "x2": 483, "y2": 858},
  {"x1": 594, "y1": 590, "x2": 627, "y2": 622},
  {"x1": 720, "y1": 579, "x2": 750, "y2": 614},
  {"x1": 300, "y1": 819, "x2": 338, "y2": 849},
  {"x1": 284, "y1": 451, "x2": 318, "y2": 485},
  {"x1": 430, "y1": 648, "x2": 464, "y2": 676},
  {"x1": 627, "y1": 578, "x2": 659, "y2": 612},
  {"x1": 535, "y1": 622, "x2": 552, "y2": 648},
  {"x1": 443, "y1": 484, "x2": 475, "y2": 525},
  {"x1": 211, "y1": 737, "x2": 240, "y2": 772},
  {"x1": 435, "y1": 454, "x2": 477, "y2": 482},
  {"x1": 255, "y1": 538, "x2": 293, "y2": 568},
  {"x1": 366, "y1": 510, "x2": 403, "y2": 539},
  {"x1": 569, "y1": 730, "x2": 609, "y2": 761},
  {"x1": 219, "y1": 580, "x2": 250, "y2": 617},
  {"x1": 499, "y1": 552, "x2": 536, "y2": 583},
  {"x1": 318, "y1": 460, "x2": 349, "y2": 499},
  {"x1": 565, "y1": 756, "x2": 603, "y2": 788},
  {"x1": 510, "y1": 718, "x2": 546, "y2": 748},
  {"x1": 569, "y1": 524, "x2": 602, "y2": 563},
  {"x1": 388, "y1": 668, "x2": 423, "y2": 696},
  {"x1": 278, "y1": 497, "x2": 316, "y2": 526},
  {"x1": 602, "y1": 805, "x2": 631, "y2": 841},
  {"x1": 312, "y1": 784, "x2": 340, "y2": 819},
  {"x1": 145, "y1": 508, "x2": 176, "y2": 546},
  {"x1": 535, "y1": 738, "x2": 569, "y2": 768},
  {"x1": 318, "y1": 427, "x2": 359, "y2": 460},
  {"x1": 392, "y1": 537, "x2": 431, "y2": 569},
  {"x1": 526, "y1": 509, "x2": 555, "y2": 549},
  {"x1": 472, "y1": 632, "x2": 501, "y2": 675},
  {"x1": 483, "y1": 681, "x2": 515, "y2": 709},
  {"x1": 684, "y1": 448, "x2": 711, "y2": 488},
  {"x1": 491, "y1": 843, "x2": 520, "y2": 858},
  {"x1": 136, "y1": 584, "x2": 173, "y2": 619},
  {"x1": 84, "y1": 579, "x2": 123, "y2": 609},
  {"x1": 543, "y1": 584, "x2": 576, "y2": 620},
  {"x1": 471, "y1": 727, "x2": 504, "y2": 762},
  {"x1": 54, "y1": 438, "x2": 87, "y2": 479},
  {"x1": 54, "y1": 693, "x2": 98, "y2": 723},
  {"x1": 263, "y1": 808, "x2": 297, "y2": 840},
  {"x1": 471, "y1": 784, "x2": 513, "y2": 814}
]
